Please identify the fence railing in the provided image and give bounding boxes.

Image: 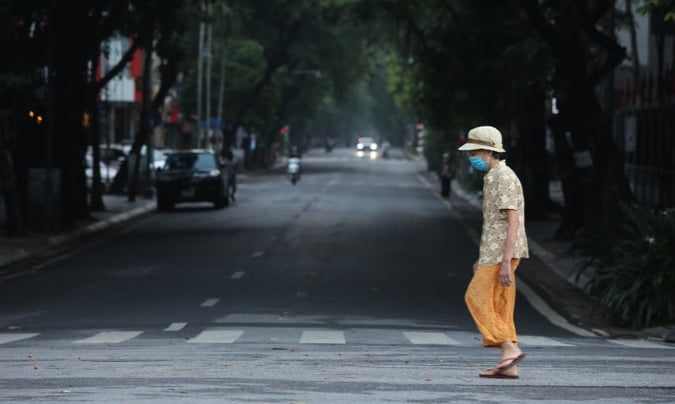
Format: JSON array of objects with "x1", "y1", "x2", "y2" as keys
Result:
[{"x1": 613, "y1": 104, "x2": 674, "y2": 210}]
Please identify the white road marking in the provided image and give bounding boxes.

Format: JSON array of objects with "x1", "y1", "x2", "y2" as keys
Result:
[
  {"x1": 300, "y1": 330, "x2": 346, "y2": 344},
  {"x1": 0, "y1": 333, "x2": 40, "y2": 344},
  {"x1": 187, "y1": 329, "x2": 244, "y2": 344},
  {"x1": 230, "y1": 271, "x2": 246, "y2": 279},
  {"x1": 403, "y1": 331, "x2": 460, "y2": 345},
  {"x1": 164, "y1": 322, "x2": 188, "y2": 332},
  {"x1": 609, "y1": 339, "x2": 675, "y2": 349},
  {"x1": 200, "y1": 298, "x2": 220, "y2": 307},
  {"x1": 517, "y1": 282, "x2": 597, "y2": 338},
  {"x1": 74, "y1": 331, "x2": 143, "y2": 344},
  {"x1": 518, "y1": 335, "x2": 573, "y2": 347}
]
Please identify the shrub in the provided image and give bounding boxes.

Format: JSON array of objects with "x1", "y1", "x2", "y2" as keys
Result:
[{"x1": 578, "y1": 204, "x2": 675, "y2": 328}]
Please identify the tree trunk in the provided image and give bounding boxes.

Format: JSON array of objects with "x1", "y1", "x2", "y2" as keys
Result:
[
  {"x1": 50, "y1": 2, "x2": 91, "y2": 231},
  {"x1": 512, "y1": 88, "x2": 550, "y2": 220},
  {"x1": 0, "y1": 115, "x2": 26, "y2": 236},
  {"x1": 128, "y1": 31, "x2": 154, "y2": 203}
]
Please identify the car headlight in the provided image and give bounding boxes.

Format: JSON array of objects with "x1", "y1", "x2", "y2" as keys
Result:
[
  {"x1": 357, "y1": 143, "x2": 364, "y2": 150},
  {"x1": 370, "y1": 143, "x2": 378, "y2": 151}
]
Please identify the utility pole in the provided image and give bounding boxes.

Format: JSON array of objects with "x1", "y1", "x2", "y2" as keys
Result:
[
  {"x1": 216, "y1": 40, "x2": 227, "y2": 152},
  {"x1": 204, "y1": 1, "x2": 213, "y2": 149},
  {"x1": 196, "y1": 16, "x2": 205, "y2": 149}
]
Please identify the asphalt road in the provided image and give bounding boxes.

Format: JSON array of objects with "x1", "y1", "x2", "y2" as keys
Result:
[{"x1": 0, "y1": 148, "x2": 673, "y2": 403}]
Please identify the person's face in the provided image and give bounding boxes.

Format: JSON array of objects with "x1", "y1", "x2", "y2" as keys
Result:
[{"x1": 469, "y1": 150, "x2": 490, "y2": 159}]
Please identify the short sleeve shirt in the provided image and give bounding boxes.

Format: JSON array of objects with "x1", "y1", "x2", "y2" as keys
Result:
[{"x1": 478, "y1": 160, "x2": 529, "y2": 266}]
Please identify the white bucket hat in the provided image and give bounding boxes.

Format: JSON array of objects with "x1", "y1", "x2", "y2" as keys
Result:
[{"x1": 458, "y1": 126, "x2": 506, "y2": 153}]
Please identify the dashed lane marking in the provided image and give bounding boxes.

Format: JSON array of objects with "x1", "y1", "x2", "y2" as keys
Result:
[
  {"x1": 164, "y1": 322, "x2": 188, "y2": 332},
  {"x1": 230, "y1": 271, "x2": 246, "y2": 279},
  {"x1": 300, "y1": 330, "x2": 346, "y2": 344},
  {"x1": 0, "y1": 333, "x2": 40, "y2": 344},
  {"x1": 187, "y1": 329, "x2": 244, "y2": 344},
  {"x1": 200, "y1": 298, "x2": 220, "y2": 307},
  {"x1": 73, "y1": 331, "x2": 143, "y2": 344},
  {"x1": 403, "y1": 331, "x2": 460, "y2": 345}
]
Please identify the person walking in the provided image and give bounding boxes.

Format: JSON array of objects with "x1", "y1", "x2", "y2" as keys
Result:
[
  {"x1": 439, "y1": 152, "x2": 451, "y2": 198},
  {"x1": 458, "y1": 126, "x2": 529, "y2": 379},
  {"x1": 222, "y1": 148, "x2": 241, "y2": 204}
]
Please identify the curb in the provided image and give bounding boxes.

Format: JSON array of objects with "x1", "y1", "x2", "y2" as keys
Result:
[{"x1": 0, "y1": 202, "x2": 156, "y2": 271}]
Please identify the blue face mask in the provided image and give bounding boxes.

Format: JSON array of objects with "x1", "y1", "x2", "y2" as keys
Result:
[{"x1": 469, "y1": 156, "x2": 489, "y2": 172}]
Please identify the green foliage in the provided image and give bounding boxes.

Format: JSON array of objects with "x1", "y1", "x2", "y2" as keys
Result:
[
  {"x1": 578, "y1": 205, "x2": 675, "y2": 328},
  {"x1": 638, "y1": 0, "x2": 675, "y2": 20}
]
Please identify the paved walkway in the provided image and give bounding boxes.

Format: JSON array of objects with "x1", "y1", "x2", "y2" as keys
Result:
[{"x1": 1, "y1": 152, "x2": 672, "y2": 343}]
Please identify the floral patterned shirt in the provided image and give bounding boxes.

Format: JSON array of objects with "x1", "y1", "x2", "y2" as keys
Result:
[{"x1": 478, "y1": 160, "x2": 529, "y2": 266}]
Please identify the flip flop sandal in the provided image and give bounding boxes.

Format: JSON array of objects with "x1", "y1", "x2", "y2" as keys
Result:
[
  {"x1": 479, "y1": 372, "x2": 520, "y2": 379},
  {"x1": 495, "y1": 353, "x2": 526, "y2": 372}
]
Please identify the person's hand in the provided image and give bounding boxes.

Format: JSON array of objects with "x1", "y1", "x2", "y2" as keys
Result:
[{"x1": 499, "y1": 260, "x2": 513, "y2": 287}]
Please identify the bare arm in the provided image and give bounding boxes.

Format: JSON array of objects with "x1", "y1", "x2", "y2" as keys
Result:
[{"x1": 499, "y1": 209, "x2": 519, "y2": 286}]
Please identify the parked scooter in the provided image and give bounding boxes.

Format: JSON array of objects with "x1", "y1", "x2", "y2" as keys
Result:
[{"x1": 287, "y1": 157, "x2": 301, "y2": 185}]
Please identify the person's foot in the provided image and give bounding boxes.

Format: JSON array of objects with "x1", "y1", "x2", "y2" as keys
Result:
[
  {"x1": 479, "y1": 366, "x2": 519, "y2": 379},
  {"x1": 496, "y1": 352, "x2": 526, "y2": 372}
]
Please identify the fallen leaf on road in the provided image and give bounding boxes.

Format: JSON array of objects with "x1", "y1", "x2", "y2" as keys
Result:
[
  {"x1": 33, "y1": 366, "x2": 39, "y2": 370},
  {"x1": 104, "y1": 342, "x2": 113, "y2": 347},
  {"x1": 337, "y1": 353, "x2": 343, "y2": 357},
  {"x1": 425, "y1": 378, "x2": 432, "y2": 382},
  {"x1": 27, "y1": 355, "x2": 33, "y2": 359},
  {"x1": 324, "y1": 377, "x2": 331, "y2": 381},
  {"x1": 223, "y1": 364, "x2": 229, "y2": 367}
]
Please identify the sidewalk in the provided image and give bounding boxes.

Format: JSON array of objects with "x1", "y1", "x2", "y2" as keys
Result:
[{"x1": 0, "y1": 194, "x2": 156, "y2": 271}]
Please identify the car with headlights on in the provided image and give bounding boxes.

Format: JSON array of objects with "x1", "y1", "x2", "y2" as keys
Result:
[
  {"x1": 155, "y1": 150, "x2": 227, "y2": 211},
  {"x1": 356, "y1": 136, "x2": 378, "y2": 152}
]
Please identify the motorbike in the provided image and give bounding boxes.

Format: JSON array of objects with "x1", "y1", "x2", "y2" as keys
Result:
[{"x1": 287, "y1": 157, "x2": 301, "y2": 185}]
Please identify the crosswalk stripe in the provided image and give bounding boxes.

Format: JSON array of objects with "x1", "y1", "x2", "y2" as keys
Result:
[
  {"x1": 3, "y1": 327, "x2": 670, "y2": 349},
  {"x1": 187, "y1": 329, "x2": 244, "y2": 343},
  {"x1": 200, "y1": 298, "x2": 220, "y2": 307},
  {"x1": 0, "y1": 333, "x2": 40, "y2": 344},
  {"x1": 403, "y1": 331, "x2": 460, "y2": 345},
  {"x1": 300, "y1": 330, "x2": 346, "y2": 344},
  {"x1": 164, "y1": 322, "x2": 188, "y2": 332},
  {"x1": 609, "y1": 339, "x2": 674, "y2": 349},
  {"x1": 74, "y1": 331, "x2": 143, "y2": 344},
  {"x1": 518, "y1": 335, "x2": 573, "y2": 347}
]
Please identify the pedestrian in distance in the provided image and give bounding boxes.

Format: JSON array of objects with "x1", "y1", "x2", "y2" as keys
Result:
[
  {"x1": 458, "y1": 125, "x2": 529, "y2": 379},
  {"x1": 439, "y1": 152, "x2": 451, "y2": 198},
  {"x1": 222, "y1": 148, "x2": 241, "y2": 204}
]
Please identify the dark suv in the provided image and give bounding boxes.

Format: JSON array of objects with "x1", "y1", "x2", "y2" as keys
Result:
[{"x1": 155, "y1": 150, "x2": 228, "y2": 211}]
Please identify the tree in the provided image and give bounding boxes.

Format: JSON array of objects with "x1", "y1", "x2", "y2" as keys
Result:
[
  {"x1": 378, "y1": 0, "x2": 552, "y2": 218},
  {"x1": 517, "y1": 0, "x2": 633, "y2": 237}
]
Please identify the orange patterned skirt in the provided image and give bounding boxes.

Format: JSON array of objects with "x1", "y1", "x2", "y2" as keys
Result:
[{"x1": 464, "y1": 259, "x2": 521, "y2": 347}]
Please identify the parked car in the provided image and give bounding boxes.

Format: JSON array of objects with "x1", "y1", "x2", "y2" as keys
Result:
[{"x1": 155, "y1": 150, "x2": 227, "y2": 211}]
